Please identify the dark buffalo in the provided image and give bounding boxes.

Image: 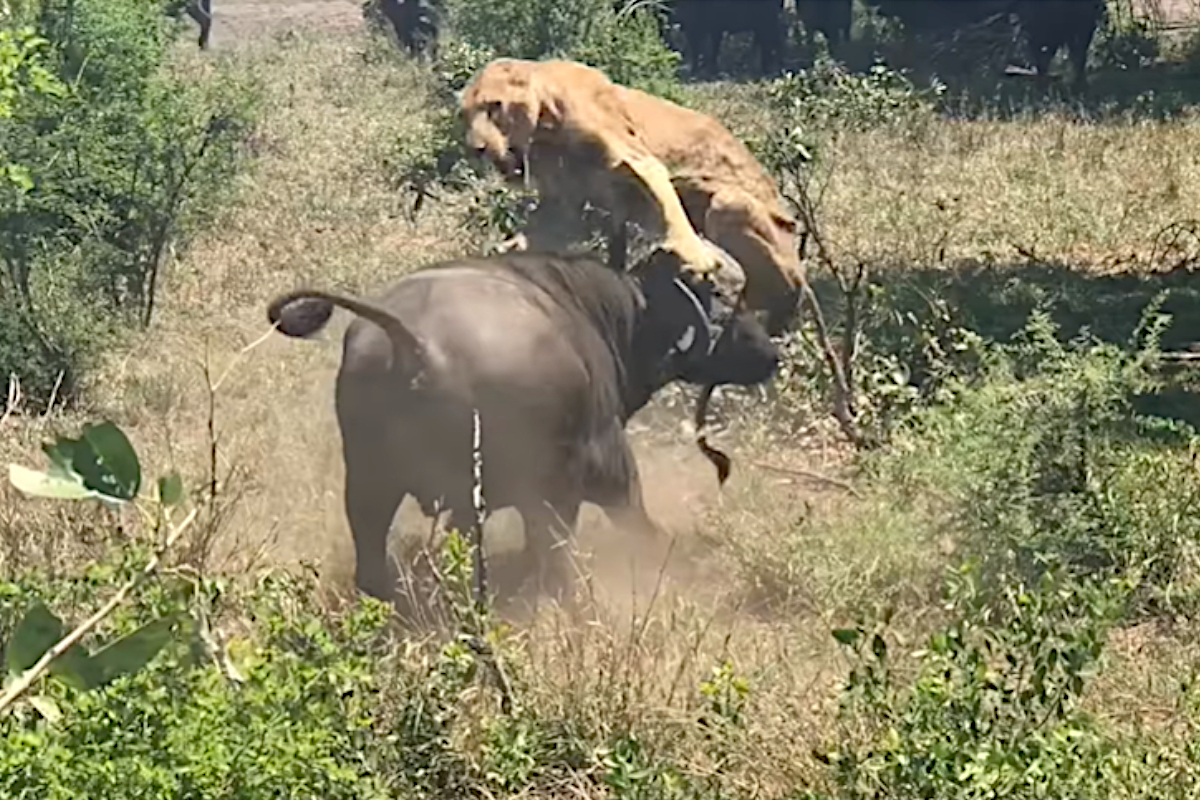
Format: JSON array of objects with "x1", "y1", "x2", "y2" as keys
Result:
[
  {"x1": 1014, "y1": 0, "x2": 1105, "y2": 90},
  {"x1": 795, "y1": 0, "x2": 853, "y2": 51},
  {"x1": 866, "y1": 0, "x2": 1105, "y2": 89},
  {"x1": 370, "y1": 0, "x2": 441, "y2": 60},
  {"x1": 168, "y1": 0, "x2": 212, "y2": 49},
  {"x1": 670, "y1": 0, "x2": 788, "y2": 78},
  {"x1": 266, "y1": 246, "x2": 779, "y2": 604},
  {"x1": 869, "y1": 0, "x2": 1011, "y2": 37}
]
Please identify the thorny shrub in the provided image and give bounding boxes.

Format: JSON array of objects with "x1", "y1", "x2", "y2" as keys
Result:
[{"x1": 440, "y1": 0, "x2": 681, "y2": 97}]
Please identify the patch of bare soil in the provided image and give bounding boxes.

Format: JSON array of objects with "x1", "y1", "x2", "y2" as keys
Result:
[{"x1": 205, "y1": 0, "x2": 365, "y2": 47}]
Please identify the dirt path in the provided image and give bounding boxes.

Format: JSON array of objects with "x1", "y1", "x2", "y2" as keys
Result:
[{"x1": 205, "y1": 0, "x2": 365, "y2": 47}]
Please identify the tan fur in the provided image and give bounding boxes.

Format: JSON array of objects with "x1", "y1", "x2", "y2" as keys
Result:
[{"x1": 460, "y1": 58, "x2": 806, "y2": 330}]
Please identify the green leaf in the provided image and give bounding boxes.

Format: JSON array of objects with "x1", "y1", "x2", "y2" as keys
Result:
[
  {"x1": 5, "y1": 602, "x2": 100, "y2": 691},
  {"x1": 8, "y1": 464, "x2": 96, "y2": 501},
  {"x1": 87, "y1": 617, "x2": 176, "y2": 688},
  {"x1": 35, "y1": 421, "x2": 142, "y2": 503},
  {"x1": 78, "y1": 422, "x2": 141, "y2": 501},
  {"x1": 157, "y1": 472, "x2": 184, "y2": 507},
  {"x1": 832, "y1": 628, "x2": 861, "y2": 647},
  {"x1": 6, "y1": 603, "x2": 65, "y2": 677},
  {"x1": 47, "y1": 650, "x2": 101, "y2": 693}
]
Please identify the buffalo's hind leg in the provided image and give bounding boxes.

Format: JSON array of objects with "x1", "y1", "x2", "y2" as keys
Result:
[
  {"x1": 342, "y1": 435, "x2": 408, "y2": 603},
  {"x1": 588, "y1": 424, "x2": 668, "y2": 561},
  {"x1": 518, "y1": 497, "x2": 582, "y2": 610}
]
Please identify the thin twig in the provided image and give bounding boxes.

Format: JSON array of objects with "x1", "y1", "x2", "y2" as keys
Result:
[
  {"x1": 749, "y1": 459, "x2": 860, "y2": 496},
  {"x1": 212, "y1": 323, "x2": 279, "y2": 393},
  {"x1": 470, "y1": 406, "x2": 487, "y2": 606},
  {"x1": 0, "y1": 374, "x2": 20, "y2": 428},
  {"x1": 41, "y1": 370, "x2": 65, "y2": 420},
  {"x1": 0, "y1": 506, "x2": 200, "y2": 715}
]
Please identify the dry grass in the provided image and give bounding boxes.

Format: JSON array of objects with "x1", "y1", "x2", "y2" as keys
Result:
[
  {"x1": 6, "y1": 7, "x2": 1200, "y2": 794},
  {"x1": 689, "y1": 81, "x2": 1200, "y2": 272}
]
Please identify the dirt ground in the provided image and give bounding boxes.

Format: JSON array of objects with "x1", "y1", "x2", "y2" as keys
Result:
[{"x1": 204, "y1": 0, "x2": 364, "y2": 47}]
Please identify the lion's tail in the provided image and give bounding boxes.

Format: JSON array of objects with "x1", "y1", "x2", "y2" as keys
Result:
[{"x1": 267, "y1": 289, "x2": 426, "y2": 369}]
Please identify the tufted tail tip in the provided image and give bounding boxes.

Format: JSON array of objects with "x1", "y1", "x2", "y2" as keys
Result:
[{"x1": 267, "y1": 293, "x2": 336, "y2": 339}]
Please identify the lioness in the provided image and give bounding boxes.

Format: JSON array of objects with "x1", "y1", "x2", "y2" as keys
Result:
[{"x1": 459, "y1": 57, "x2": 806, "y2": 335}]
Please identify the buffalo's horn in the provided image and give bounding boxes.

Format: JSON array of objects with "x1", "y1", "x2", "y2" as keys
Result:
[{"x1": 694, "y1": 383, "x2": 732, "y2": 486}]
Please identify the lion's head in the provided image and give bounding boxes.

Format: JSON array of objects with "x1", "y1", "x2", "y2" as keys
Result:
[{"x1": 459, "y1": 59, "x2": 545, "y2": 182}]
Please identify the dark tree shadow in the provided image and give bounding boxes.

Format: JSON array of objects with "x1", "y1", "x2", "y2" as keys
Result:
[
  {"x1": 938, "y1": 62, "x2": 1200, "y2": 121},
  {"x1": 807, "y1": 258, "x2": 1200, "y2": 427}
]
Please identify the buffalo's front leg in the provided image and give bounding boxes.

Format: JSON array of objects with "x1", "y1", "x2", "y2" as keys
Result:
[
  {"x1": 594, "y1": 435, "x2": 665, "y2": 544},
  {"x1": 186, "y1": 0, "x2": 212, "y2": 49}
]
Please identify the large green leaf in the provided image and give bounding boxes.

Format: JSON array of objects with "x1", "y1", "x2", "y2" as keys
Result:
[
  {"x1": 76, "y1": 422, "x2": 142, "y2": 501},
  {"x1": 5, "y1": 603, "x2": 98, "y2": 690},
  {"x1": 87, "y1": 617, "x2": 177, "y2": 688},
  {"x1": 8, "y1": 464, "x2": 96, "y2": 501},
  {"x1": 6, "y1": 603, "x2": 64, "y2": 677},
  {"x1": 19, "y1": 421, "x2": 142, "y2": 503}
]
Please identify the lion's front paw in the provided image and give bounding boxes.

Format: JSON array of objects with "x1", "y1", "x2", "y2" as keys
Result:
[
  {"x1": 665, "y1": 235, "x2": 722, "y2": 277},
  {"x1": 493, "y1": 233, "x2": 529, "y2": 255}
]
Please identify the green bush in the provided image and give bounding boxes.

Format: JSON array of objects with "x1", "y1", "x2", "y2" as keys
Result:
[
  {"x1": 441, "y1": 0, "x2": 681, "y2": 96},
  {"x1": 871, "y1": 307, "x2": 1200, "y2": 615},
  {"x1": 0, "y1": 571, "x2": 408, "y2": 799},
  {"x1": 0, "y1": 550, "x2": 730, "y2": 799},
  {"x1": 759, "y1": 56, "x2": 942, "y2": 139},
  {"x1": 0, "y1": 0, "x2": 257, "y2": 409},
  {"x1": 814, "y1": 563, "x2": 1143, "y2": 800}
]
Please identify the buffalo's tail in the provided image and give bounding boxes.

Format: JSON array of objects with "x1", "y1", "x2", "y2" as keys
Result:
[{"x1": 267, "y1": 289, "x2": 426, "y2": 369}]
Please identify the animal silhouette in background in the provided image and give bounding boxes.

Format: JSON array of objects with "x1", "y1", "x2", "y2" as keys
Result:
[{"x1": 366, "y1": 0, "x2": 441, "y2": 60}]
